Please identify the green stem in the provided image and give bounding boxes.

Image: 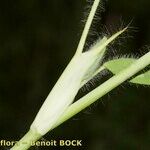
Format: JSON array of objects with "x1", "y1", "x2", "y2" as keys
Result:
[
  {"x1": 52, "y1": 51, "x2": 150, "y2": 129},
  {"x1": 11, "y1": 51, "x2": 150, "y2": 150},
  {"x1": 75, "y1": 0, "x2": 101, "y2": 55},
  {"x1": 10, "y1": 129, "x2": 41, "y2": 150}
]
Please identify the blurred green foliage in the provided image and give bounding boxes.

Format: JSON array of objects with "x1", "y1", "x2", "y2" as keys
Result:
[{"x1": 0, "y1": 0, "x2": 150, "y2": 149}]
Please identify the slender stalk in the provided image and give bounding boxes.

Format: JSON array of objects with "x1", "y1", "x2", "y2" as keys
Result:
[
  {"x1": 75, "y1": 0, "x2": 101, "y2": 55},
  {"x1": 52, "y1": 51, "x2": 150, "y2": 129}
]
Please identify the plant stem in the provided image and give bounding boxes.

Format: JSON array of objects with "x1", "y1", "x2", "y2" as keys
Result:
[
  {"x1": 52, "y1": 51, "x2": 150, "y2": 129},
  {"x1": 10, "y1": 129, "x2": 41, "y2": 150},
  {"x1": 11, "y1": 52, "x2": 150, "y2": 150},
  {"x1": 75, "y1": 0, "x2": 101, "y2": 55}
]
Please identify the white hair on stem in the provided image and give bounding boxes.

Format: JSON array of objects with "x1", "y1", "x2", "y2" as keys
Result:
[{"x1": 75, "y1": 0, "x2": 101, "y2": 55}]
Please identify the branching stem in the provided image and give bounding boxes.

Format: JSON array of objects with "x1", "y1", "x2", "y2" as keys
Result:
[{"x1": 53, "y1": 51, "x2": 150, "y2": 129}]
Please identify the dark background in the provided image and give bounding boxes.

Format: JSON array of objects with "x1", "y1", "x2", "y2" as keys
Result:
[{"x1": 0, "y1": 0, "x2": 150, "y2": 150}]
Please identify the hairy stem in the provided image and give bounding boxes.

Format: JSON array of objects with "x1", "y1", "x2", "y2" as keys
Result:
[
  {"x1": 52, "y1": 51, "x2": 150, "y2": 129},
  {"x1": 11, "y1": 51, "x2": 150, "y2": 150},
  {"x1": 75, "y1": 0, "x2": 101, "y2": 55}
]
